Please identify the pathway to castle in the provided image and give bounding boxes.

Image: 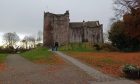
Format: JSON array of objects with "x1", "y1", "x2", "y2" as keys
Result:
[
  {"x1": 0, "y1": 53, "x2": 138, "y2": 84},
  {"x1": 54, "y1": 51, "x2": 138, "y2": 84}
]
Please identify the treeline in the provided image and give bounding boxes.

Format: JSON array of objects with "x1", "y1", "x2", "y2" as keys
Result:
[{"x1": 0, "y1": 31, "x2": 43, "y2": 53}]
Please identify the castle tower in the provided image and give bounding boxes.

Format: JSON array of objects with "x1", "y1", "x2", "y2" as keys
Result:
[{"x1": 43, "y1": 11, "x2": 70, "y2": 47}]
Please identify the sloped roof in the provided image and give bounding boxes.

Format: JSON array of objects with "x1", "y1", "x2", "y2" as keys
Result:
[
  {"x1": 70, "y1": 21, "x2": 100, "y2": 28},
  {"x1": 86, "y1": 21, "x2": 100, "y2": 28},
  {"x1": 69, "y1": 22, "x2": 83, "y2": 28}
]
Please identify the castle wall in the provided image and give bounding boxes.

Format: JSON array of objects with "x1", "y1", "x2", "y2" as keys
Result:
[
  {"x1": 53, "y1": 13, "x2": 69, "y2": 45},
  {"x1": 43, "y1": 11, "x2": 104, "y2": 47},
  {"x1": 43, "y1": 12, "x2": 54, "y2": 47},
  {"x1": 69, "y1": 21, "x2": 104, "y2": 44},
  {"x1": 69, "y1": 28, "x2": 83, "y2": 43},
  {"x1": 87, "y1": 25, "x2": 103, "y2": 44},
  {"x1": 99, "y1": 25, "x2": 104, "y2": 44}
]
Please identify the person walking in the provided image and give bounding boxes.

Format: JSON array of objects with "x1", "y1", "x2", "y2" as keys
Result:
[{"x1": 54, "y1": 42, "x2": 59, "y2": 51}]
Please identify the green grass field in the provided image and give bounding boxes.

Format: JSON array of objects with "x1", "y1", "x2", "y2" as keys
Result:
[
  {"x1": 0, "y1": 54, "x2": 7, "y2": 63},
  {"x1": 21, "y1": 47, "x2": 53, "y2": 61},
  {"x1": 59, "y1": 43, "x2": 96, "y2": 52}
]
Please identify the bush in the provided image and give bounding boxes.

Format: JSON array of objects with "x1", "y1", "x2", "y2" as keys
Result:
[
  {"x1": 122, "y1": 64, "x2": 140, "y2": 78},
  {"x1": 0, "y1": 46, "x2": 15, "y2": 53},
  {"x1": 0, "y1": 46, "x2": 30, "y2": 54},
  {"x1": 100, "y1": 43, "x2": 119, "y2": 51},
  {"x1": 36, "y1": 43, "x2": 43, "y2": 47},
  {"x1": 93, "y1": 44, "x2": 101, "y2": 51}
]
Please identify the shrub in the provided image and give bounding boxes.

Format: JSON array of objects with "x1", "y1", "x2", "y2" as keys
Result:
[
  {"x1": 122, "y1": 64, "x2": 140, "y2": 78},
  {"x1": 36, "y1": 43, "x2": 43, "y2": 47},
  {"x1": 100, "y1": 43, "x2": 119, "y2": 51},
  {"x1": 0, "y1": 46, "x2": 15, "y2": 53},
  {"x1": 93, "y1": 44, "x2": 101, "y2": 51},
  {"x1": 0, "y1": 46, "x2": 30, "y2": 54}
]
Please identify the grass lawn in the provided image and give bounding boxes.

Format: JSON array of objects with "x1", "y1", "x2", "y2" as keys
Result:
[
  {"x1": 59, "y1": 43, "x2": 98, "y2": 52},
  {"x1": 0, "y1": 54, "x2": 7, "y2": 72},
  {"x1": 65, "y1": 51, "x2": 140, "y2": 82},
  {"x1": 0, "y1": 54, "x2": 7, "y2": 63},
  {"x1": 21, "y1": 47, "x2": 65, "y2": 65}
]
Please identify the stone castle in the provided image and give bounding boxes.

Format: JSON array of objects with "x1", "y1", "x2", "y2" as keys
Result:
[{"x1": 43, "y1": 11, "x2": 104, "y2": 47}]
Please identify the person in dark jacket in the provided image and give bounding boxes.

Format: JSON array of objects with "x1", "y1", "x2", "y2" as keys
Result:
[{"x1": 54, "y1": 42, "x2": 59, "y2": 51}]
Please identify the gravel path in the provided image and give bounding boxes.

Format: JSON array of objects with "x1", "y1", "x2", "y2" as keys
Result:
[
  {"x1": 0, "y1": 54, "x2": 95, "y2": 84},
  {"x1": 54, "y1": 51, "x2": 138, "y2": 84}
]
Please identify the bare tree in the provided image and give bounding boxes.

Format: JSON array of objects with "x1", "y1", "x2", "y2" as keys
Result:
[
  {"x1": 22, "y1": 36, "x2": 29, "y2": 49},
  {"x1": 114, "y1": 0, "x2": 140, "y2": 19},
  {"x1": 22, "y1": 35, "x2": 35, "y2": 49},
  {"x1": 28, "y1": 36, "x2": 36, "y2": 48},
  {"x1": 36, "y1": 30, "x2": 43, "y2": 43},
  {"x1": 3, "y1": 32, "x2": 20, "y2": 47},
  {"x1": 103, "y1": 33, "x2": 109, "y2": 43}
]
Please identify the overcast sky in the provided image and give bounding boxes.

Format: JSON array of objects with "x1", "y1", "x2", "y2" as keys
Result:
[{"x1": 0, "y1": 0, "x2": 114, "y2": 36}]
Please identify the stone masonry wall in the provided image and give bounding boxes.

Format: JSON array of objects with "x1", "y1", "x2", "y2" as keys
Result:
[
  {"x1": 43, "y1": 11, "x2": 104, "y2": 47},
  {"x1": 43, "y1": 11, "x2": 69, "y2": 47}
]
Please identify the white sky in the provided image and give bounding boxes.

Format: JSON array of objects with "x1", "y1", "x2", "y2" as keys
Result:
[{"x1": 0, "y1": 0, "x2": 114, "y2": 45}]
